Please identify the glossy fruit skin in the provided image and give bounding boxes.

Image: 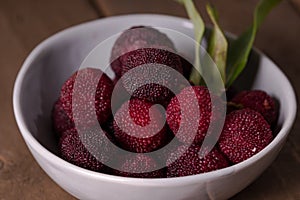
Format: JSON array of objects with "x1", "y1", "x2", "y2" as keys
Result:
[
  {"x1": 59, "y1": 68, "x2": 113, "y2": 129},
  {"x1": 110, "y1": 26, "x2": 175, "y2": 79},
  {"x1": 59, "y1": 127, "x2": 115, "y2": 172},
  {"x1": 166, "y1": 144, "x2": 229, "y2": 177},
  {"x1": 113, "y1": 154, "x2": 165, "y2": 178},
  {"x1": 166, "y1": 86, "x2": 225, "y2": 145},
  {"x1": 218, "y1": 109, "x2": 273, "y2": 164},
  {"x1": 113, "y1": 98, "x2": 168, "y2": 153},
  {"x1": 231, "y1": 90, "x2": 277, "y2": 125}
]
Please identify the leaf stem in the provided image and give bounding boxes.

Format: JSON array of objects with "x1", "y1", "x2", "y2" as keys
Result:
[{"x1": 176, "y1": 0, "x2": 205, "y2": 85}]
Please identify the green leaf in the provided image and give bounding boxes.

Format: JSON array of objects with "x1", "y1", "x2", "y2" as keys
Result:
[
  {"x1": 206, "y1": 3, "x2": 228, "y2": 84},
  {"x1": 175, "y1": 0, "x2": 205, "y2": 85},
  {"x1": 226, "y1": 0, "x2": 282, "y2": 88}
]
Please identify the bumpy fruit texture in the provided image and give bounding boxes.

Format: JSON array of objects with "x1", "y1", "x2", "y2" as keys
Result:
[
  {"x1": 110, "y1": 26, "x2": 183, "y2": 104},
  {"x1": 166, "y1": 86, "x2": 224, "y2": 145},
  {"x1": 110, "y1": 77, "x2": 130, "y2": 115},
  {"x1": 110, "y1": 26, "x2": 175, "y2": 78},
  {"x1": 59, "y1": 127, "x2": 114, "y2": 172},
  {"x1": 166, "y1": 144, "x2": 229, "y2": 177},
  {"x1": 219, "y1": 109, "x2": 273, "y2": 164},
  {"x1": 231, "y1": 90, "x2": 277, "y2": 125},
  {"x1": 53, "y1": 24, "x2": 280, "y2": 178},
  {"x1": 52, "y1": 99, "x2": 74, "y2": 136},
  {"x1": 113, "y1": 98, "x2": 168, "y2": 153},
  {"x1": 119, "y1": 47, "x2": 183, "y2": 104},
  {"x1": 153, "y1": 132, "x2": 182, "y2": 164},
  {"x1": 59, "y1": 68, "x2": 113, "y2": 128},
  {"x1": 113, "y1": 154, "x2": 165, "y2": 178}
]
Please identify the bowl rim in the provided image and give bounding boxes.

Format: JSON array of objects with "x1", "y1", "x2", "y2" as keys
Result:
[{"x1": 13, "y1": 14, "x2": 297, "y2": 186}]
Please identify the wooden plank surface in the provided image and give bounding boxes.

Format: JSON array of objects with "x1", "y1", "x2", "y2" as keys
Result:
[
  {"x1": 0, "y1": 0, "x2": 98, "y2": 199},
  {"x1": 1, "y1": 0, "x2": 299, "y2": 199}
]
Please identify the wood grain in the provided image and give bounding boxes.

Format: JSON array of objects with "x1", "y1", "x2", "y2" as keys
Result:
[
  {"x1": 0, "y1": 0, "x2": 98, "y2": 199},
  {"x1": 1, "y1": 0, "x2": 299, "y2": 199}
]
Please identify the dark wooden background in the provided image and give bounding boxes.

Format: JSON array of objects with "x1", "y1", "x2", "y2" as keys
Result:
[{"x1": 0, "y1": 0, "x2": 299, "y2": 199}]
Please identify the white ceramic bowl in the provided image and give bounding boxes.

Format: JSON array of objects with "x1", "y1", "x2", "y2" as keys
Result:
[{"x1": 13, "y1": 14, "x2": 297, "y2": 200}]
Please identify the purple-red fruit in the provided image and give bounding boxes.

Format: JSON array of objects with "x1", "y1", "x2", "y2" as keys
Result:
[
  {"x1": 111, "y1": 26, "x2": 175, "y2": 78},
  {"x1": 231, "y1": 90, "x2": 277, "y2": 125},
  {"x1": 166, "y1": 86, "x2": 224, "y2": 145},
  {"x1": 166, "y1": 144, "x2": 229, "y2": 177},
  {"x1": 219, "y1": 109, "x2": 273, "y2": 164},
  {"x1": 59, "y1": 127, "x2": 114, "y2": 172},
  {"x1": 120, "y1": 47, "x2": 183, "y2": 104},
  {"x1": 59, "y1": 68, "x2": 113, "y2": 128},
  {"x1": 113, "y1": 98, "x2": 168, "y2": 153},
  {"x1": 52, "y1": 99, "x2": 74, "y2": 136},
  {"x1": 153, "y1": 136, "x2": 182, "y2": 164},
  {"x1": 113, "y1": 154, "x2": 165, "y2": 178},
  {"x1": 111, "y1": 77, "x2": 130, "y2": 115}
]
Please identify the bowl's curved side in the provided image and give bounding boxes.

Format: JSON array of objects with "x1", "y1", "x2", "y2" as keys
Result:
[{"x1": 13, "y1": 14, "x2": 297, "y2": 200}]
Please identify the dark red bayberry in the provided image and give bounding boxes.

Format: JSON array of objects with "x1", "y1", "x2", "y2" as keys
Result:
[
  {"x1": 166, "y1": 144, "x2": 229, "y2": 177},
  {"x1": 166, "y1": 86, "x2": 224, "y2": 145},
  {"x1": 231, "y1": 90, "x2": 277, "y2": 125},
  {"x1": 111, "y1": 26, "x2": 175, "y2": 78},
  {"x1": 219, "y1": 108, "x2": 273, "y2": 164},
  {"x1": 119, "y1": 47, "x2": 183, "y2": 104},
  {"x1": 113, "y1": 98, "x2": 168, "y2": 153},
  {"x1": 153, "y1": 136, "x2": 182, "y2": 165},
  {"x1": 59, "y1": 68, "x2": 113, "y2": 128},
  {"x1": 52, "y1": 99, "x2": 74, "y2": 136},
  {"x1": 113, "y1": 154, "x2": 165, "y2": 178},
  {"x1": 59, "y1": 127, "x2": 114, "y2": 172},
  {"x1": 110, "y1": 77, "x2": 130, "y2": 115}
]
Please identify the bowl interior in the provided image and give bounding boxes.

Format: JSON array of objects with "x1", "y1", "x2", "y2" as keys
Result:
[{"x1": 15, "y1": 15, "x2": 295, "y2": 167}]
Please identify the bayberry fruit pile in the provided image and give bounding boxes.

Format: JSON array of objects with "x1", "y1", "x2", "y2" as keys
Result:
[{"x1": 52, "y1": 26, "x2": 278, "y2": 178}]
